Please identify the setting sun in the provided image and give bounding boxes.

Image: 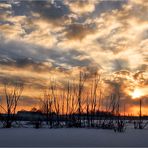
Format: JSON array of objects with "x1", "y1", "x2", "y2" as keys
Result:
[{"x1": 131, "y1": 89, "x2": 142, "y2": 99}]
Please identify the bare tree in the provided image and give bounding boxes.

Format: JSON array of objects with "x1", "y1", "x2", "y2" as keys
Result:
[
  {"x1": 50, "y1": 79, "x2": 62, "y2": 127},
  {"x1": 105, "y1": 73, "x2": 126, "y2": 132},
  {"x1": 77, "y1": 70, "x2": 87, "y2": 127},
  {"x1": 0, "y1": 81, "x2": 24, "y2": 128},
  {"x1": 86, "y1": 92, "x2": 90, "y2": 127},
  {"x1": 89, "y1": 72, "x2": 101, "y2": 126},
  {"x1": 40, "y1": 89, "x2": 53, "y2": 127}
]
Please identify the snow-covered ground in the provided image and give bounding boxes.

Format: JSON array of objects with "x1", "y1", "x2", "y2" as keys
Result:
[{"x1": 0, "y1": 128, "x2": 148, "y2": 147}]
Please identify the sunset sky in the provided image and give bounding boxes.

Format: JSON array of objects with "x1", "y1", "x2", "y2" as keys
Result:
[{"x1": 0, "y1": 0, "x2": 147, "y2": 115}]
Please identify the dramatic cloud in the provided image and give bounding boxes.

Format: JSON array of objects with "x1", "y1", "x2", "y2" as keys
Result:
[{"x1": 0, "y1": 0, "x2": 147, "y2": 114}]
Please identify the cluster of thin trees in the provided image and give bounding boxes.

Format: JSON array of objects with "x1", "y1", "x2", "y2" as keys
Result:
[
  {"x1": 38, "y1": 71, "x2": 123, "y2": 130},
  {"x1": 0, "y1": 71, "x2": 128, "y2": 131}
]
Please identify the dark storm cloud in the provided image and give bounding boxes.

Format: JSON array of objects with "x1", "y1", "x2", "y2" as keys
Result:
[
  {"x1": 30, "y1": 1, "x2": 69, "y2": 19},
  {"x1": 94, "y1": 0, "x2": 127, "y2": 16},
  {"x1": 0, "y1": 38, "x2": 40, "y2": 59},
  {"x1": 11, "y1": 0, "x2": 70, "y2": 25},
  {"x1": 6, "y1": 0, "x2": 127, "y2": 32},
  {"x1": 0, "y1": 2, "x2": 12, "y2": 24},
  {"x1": 10, "y1": 1, "x2": 32, "y2": 16},
  {"x1": 48, "y1": 49, "x2": 98, "y2": 68},
  {"x1": 0, "y1": 57, "x2": 53, "y2": 73},
  {"x1": 0, "y1": 37, "x2": 95, "y2": 70}
]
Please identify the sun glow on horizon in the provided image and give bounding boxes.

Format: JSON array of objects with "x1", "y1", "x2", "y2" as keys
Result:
[{"x1": 131, "y1": 88, "x2": 142, "y2": 99}]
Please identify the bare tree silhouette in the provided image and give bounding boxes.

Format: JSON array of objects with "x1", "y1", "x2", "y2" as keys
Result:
[{"x1": 0, "y1": 81, "x2": 24, "y2": 128}]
